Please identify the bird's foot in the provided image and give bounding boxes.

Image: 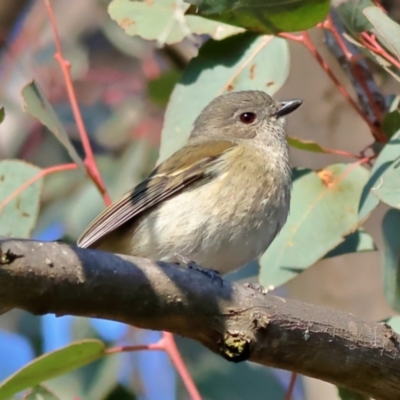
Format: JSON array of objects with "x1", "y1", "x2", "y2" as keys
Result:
[
  {"x1": 244, "y1": 282, "x2": 269, "y2": 295},
  {"x1": 175, "y1": 255, "x2": 223, "y2": 287}
]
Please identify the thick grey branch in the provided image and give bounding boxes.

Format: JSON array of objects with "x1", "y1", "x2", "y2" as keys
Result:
[{"x1": 0, "y1": 238, "x2": 399, "y2": 399}]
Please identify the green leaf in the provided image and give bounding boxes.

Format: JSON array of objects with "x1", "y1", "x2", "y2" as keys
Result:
[
  {"x1": 159, "y1": 32, "x2": 289, "y2": 161},
  {"x1": 186, "y1": 0, "x2": 330, "y2": 33},
  {"x1": 148, "y1": 70, "x2": 182, "y2": 106},
  {"x1": 324, "y1": 229, "x2": 376, "y2": 259},
  {"x1": 24, "y1": 385, "x2": 60, "y2": 400},
  {"x1": 0, "y1": 160, "x2": 43, "y2": 238},
  {"x1": 288, "y1": 136, "x2": 331, "y2": 154},
  {"x1": 259, "y1": 164, "x2": 369, "y2": 288},
  {"x1": 0, "y1": 340, "x2": 105, "y2": 400},
  {"x1": 108, "y1": 0, "x2": 243, "y2": 46},
  {"x1": 371, "y1": 153, "x2": 400, "y2": 209},
  {"x1": 358, "y1": 129, "x2": 400, "y2": 221},
  {"x1": 334, "y1": 0, "x2": 374, "y2": 34},
  {"x1": 382, "y1": 110, "x2": 400, "y2": 140},
  {"x1": 0, "y1": 107, "x2": 4, "y2": 124},
  {"x1": 86, "y1": 347, "x2": 121, "y2": 400},
  {"x1": 342, "y1": 32, "x2": 400, "y2": 82},
  {"x1": 21, "y1": 81, "x2": 84, "y2": 170},
  {"x1": 176, "y1": 337, "x2": 286, "y2": 400},
  {"x1": 337, "y1": 387, "x2": 369, "y2": 400},
  {"x1": 363, "y1": 6, "x2": 400, "y2": 61},
  {"x1": 385, "y1": 316, "x2": 400, "y2": 334},
  {"x1": 381, "y1": 209, "x2": 400, "y2": 312}
]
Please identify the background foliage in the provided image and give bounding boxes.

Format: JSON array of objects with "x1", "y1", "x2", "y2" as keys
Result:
[{"x1": 1, "y1": 0, "x2": 400, "y2": 399}]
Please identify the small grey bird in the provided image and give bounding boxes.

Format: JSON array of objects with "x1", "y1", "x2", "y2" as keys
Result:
[{"x1": 78, "y1": 91, "x2": 302, "y2": 274}]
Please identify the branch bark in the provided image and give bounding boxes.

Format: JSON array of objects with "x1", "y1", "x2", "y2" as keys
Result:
[{"x1": 0, "y1": 238, "x2": 399, "y2": 399}]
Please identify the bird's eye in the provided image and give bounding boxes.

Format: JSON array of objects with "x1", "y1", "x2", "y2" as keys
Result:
[{"x1": 240, "y1": 112, "x2": 256, "y2": 124}]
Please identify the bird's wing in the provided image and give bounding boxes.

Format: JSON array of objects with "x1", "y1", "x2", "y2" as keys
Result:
[{"x1": 77, "y1": 140, "x2": 236, "y2": 248}]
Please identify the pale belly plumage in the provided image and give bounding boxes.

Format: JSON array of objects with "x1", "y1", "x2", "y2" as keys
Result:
[{"x1": 103, "y1": 163, "x2": 290, "y2": 275}]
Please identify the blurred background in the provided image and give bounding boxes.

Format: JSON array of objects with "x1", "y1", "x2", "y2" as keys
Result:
[{"x1": 0, "y1": 0, "x2": 399, "y2": 399}]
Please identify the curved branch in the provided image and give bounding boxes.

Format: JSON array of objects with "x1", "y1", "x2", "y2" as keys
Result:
[{"x1": 0, "y1": 238, "x2": 399, "y2": 399}]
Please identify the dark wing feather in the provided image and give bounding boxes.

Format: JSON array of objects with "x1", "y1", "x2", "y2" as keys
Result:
[{"x1": 77, "y1": 140, "x2": 236, "y2": 248}]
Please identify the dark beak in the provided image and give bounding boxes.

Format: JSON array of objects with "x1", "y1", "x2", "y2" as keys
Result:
[{"x1": 274, "y1": 99, "x2": 303, "y2": 117}]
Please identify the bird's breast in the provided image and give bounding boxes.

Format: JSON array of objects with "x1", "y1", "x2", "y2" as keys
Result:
[{"x1": 129, "y1": 146, "x2": 291, "y2": 274}]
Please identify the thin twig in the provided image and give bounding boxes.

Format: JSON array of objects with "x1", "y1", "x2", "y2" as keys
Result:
[
  {"x1": 280, "y1": 31, "x2": 387, "y2": 143},
  {"x1": 0, "y1": 163, "x2": 77, "y2": 211},
  {"x1": 360, "y1": 32, "x2": 400, "y2": 70},
  {"x1": 43, "y1": 0, "x2": 111, "y2": 206},
  {"x1": 43, "y1": 2, "x2": 200, "y2": 398},
  {"x1": 284, "y1": 372, "x2": 297, "y2": 400},
  {"x1": 322, "y1": 14, "x2": 386, "y2": 125}
]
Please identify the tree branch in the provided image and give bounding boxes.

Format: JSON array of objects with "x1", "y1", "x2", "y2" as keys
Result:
[{"x1": 0, "y1": 238, "x2": 399, "y2": 399}]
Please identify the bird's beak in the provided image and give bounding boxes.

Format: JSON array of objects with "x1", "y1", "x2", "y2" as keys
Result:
[{"x1": 274, "y1": 99, "x2": 303, "y2": 117}]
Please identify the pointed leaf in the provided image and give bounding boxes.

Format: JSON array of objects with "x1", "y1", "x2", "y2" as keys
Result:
[
  {"x1": 186, "y1": 0, "x2": 330, "y2": 33},
  {"x1": 0, "y1": 160, "x2": 43, "y2": 238},
  {"x1": 0, "y1": 107, "x2": 4, "y2": 124},
  {"x1": 373, "y1": 156, "x2": 400, "y2": 208},
  {"x1": 334, "y1": 0, "x2": 374, "y2": 34},
  {"x1": 159, "y1": 32, "x2": 289, "y2": 161},
  {"x1": 381, "y1": 209, "x2": 400, "y2": 312},
  {"x1": 0, "y1": 340, "x2": 105, "y2": 400},
  {"x1": 24, "y1": 385, "x2": 60, "y2": 400},
  {"x1": 260, "y1": 164, "x2": 369, "y2": 288},
  {"x1": 108, "y1": 0, "x2": 243, "y2": 45},
  {"x1": 288, "y1": 136, "x2": 332, "y2": 153},
  {"x1": 382, "y1": 110, "x2": 400, "y2": 140},
  {"x1": 363, "y1": 6, "x2": 400, "y2": 61},
  {"x1": 342, "y1": 32, "x2": 400, "y2": 82},
  {"x1": 21, "y1": 81, "x2": 84, "y2": 170},
  {"x1": 324, "y1": 229, "x2": 376, "y2": 259},
  {"x1": 358, "y1": 128, "x2": 400, "y2": 221}
]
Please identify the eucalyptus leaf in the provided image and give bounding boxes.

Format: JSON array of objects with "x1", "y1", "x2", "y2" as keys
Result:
[
  {"x1": 359, "y1": 128, "x2": 400, "y2": 221},
  {"x1": 371, "y1": 154, "x2": 400, "y2": 209},
  {"x1": 24, "y1": 385, "x2": 60, "y2": 400},
  {"x1": 21, "y1": 81, "x2": 84, "y2": 170},
  {"x1": 0, "y1": 160, "x2": 43, "y2": 238},
  {"x1": 342, "y1": 32, "x2": 400, "y2": 82},
  {"x1": 382, "y1": 110, "x2": 400, "y2": 140},
  {"x1": 260, "y1": 164, "x2": 369, "y2": 288},
  {"x1": 186, "y1": 0, "x2": 329, "y2": 33},
  {"x1": 381, "y1": 209, "x2": 400, "y2": 311},
  {"x1": 159, "y1": 32, "x2": 289, "y2": 161},
  {"x1": 86, "y1": 355, "x2": 121, "y2": 400},
  {"x1": 108, "y1": 0, "x2": 243, "y2": 46},
  {"x1": 363, "y1": 6, "x2": 400, "y2": 61},
  {"x1": 324, "y1": 229, "x2": 376, "y2": 259},
  {"x1": 333, "y1": 0, "x2": 374, "y2": 34},
  {"x1": 0, "y1": 340, "x2": 105, "y2": 400},
  {"x1": 288, "y1": 136, "x2": 333, "y2": 154}
]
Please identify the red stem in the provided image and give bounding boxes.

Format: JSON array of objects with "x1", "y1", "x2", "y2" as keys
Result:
[
  {"x1": 0, "y1": 163, "x2": 77, "y2": 210},
  {"x1": 106, "y1": 332, "x2": 202, "y2": 400},
  {"x1": 323, "y1": 16, "x2": 384, "y2": 124},
  {"x1": 44, "y1": 0, "x2": 111, "y2": 206},
  {"x1": 360, "y1": 32, "x2": 400, "y2": 70},
  {"x1": 43, "y1": 1, "x2": 200, "y2": 398},
  {"x1": 280, "y1": 31, "x2": 387, "y2": 143},
  {"x1": 284, "y1": 372, "x2": 297, "y2": 400}
]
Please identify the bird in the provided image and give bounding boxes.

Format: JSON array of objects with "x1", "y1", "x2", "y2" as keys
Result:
[{"x1": 77, "y1": 90, "x2": 302, "y2": 275}]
